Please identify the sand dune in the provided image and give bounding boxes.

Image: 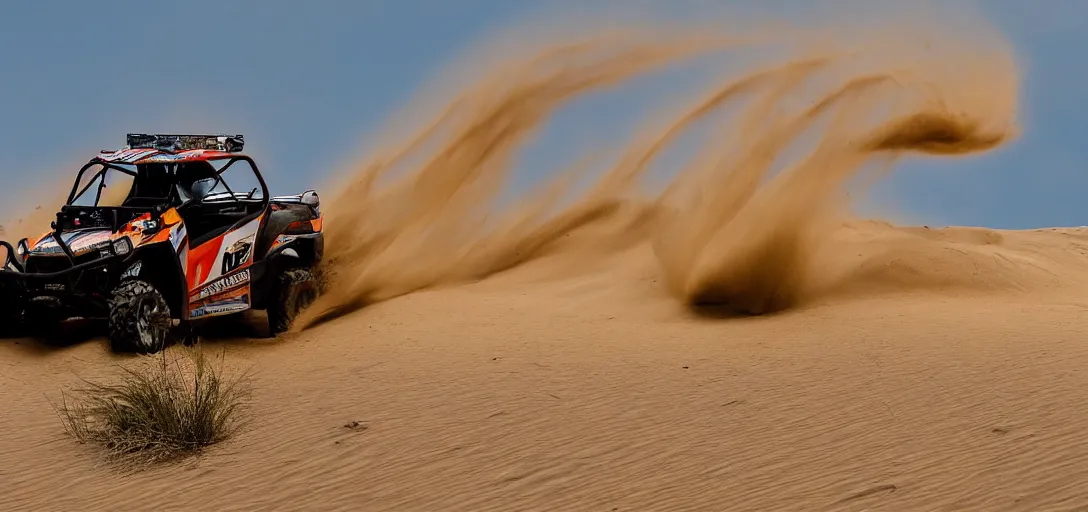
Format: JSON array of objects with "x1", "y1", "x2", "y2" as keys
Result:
[
  {"x1": 7, "y1": 7, "x2": 1088, "y2": 512},
  {"x1": 7, "y1": 226, "x2": 1088, "y2": 511}
]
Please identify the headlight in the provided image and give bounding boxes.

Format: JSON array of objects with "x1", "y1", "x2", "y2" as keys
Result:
[
  {"x1": 112, "y1": 237, "x2": 132, "y2": 256},
  {"x1": 15, "y1": 239, "x2": 27, "y2": 258}
]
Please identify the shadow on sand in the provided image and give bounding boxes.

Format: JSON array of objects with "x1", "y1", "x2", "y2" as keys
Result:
[{"x1": 0, "y1": 312, "x2": 284, "y2": 353}]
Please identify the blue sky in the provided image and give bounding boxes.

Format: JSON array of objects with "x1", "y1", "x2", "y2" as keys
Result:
[{"x1": 1, "y1": 0, "x2": 1085, "y2": 229}]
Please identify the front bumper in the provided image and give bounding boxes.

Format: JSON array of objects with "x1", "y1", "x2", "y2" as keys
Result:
[{"x1": 0, "y1": 239, "x2": 127, "y2": 296}]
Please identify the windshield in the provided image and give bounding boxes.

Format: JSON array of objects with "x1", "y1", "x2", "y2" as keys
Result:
[{"x1": 70, "y1": 163, "x2": 137, "y2": 207}]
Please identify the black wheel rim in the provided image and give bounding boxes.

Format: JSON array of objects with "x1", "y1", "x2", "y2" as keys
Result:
[{"x1": 137, "y1": 297, "x2": 169, "y2": 351}]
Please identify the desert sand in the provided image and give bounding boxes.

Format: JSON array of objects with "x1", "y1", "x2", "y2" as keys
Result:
[
  {"x1": 4, "y1": 9, "x2": 1088, "y2": 512},
  {"x1": 7, "y1": 226, "x2": 1088, "y2": 511}
]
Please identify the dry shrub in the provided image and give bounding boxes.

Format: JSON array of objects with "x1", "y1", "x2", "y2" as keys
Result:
[{"x1": 54, "y1": 346, "x2": 251, "y2": 466}]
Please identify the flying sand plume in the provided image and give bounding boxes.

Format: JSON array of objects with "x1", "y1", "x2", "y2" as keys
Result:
[
  {"x1": 294, "y1": 30, "x2": 760, "y2": 328},
  {"x1": 294, "y1": 16, "x2": 1018, "y2": 330}
]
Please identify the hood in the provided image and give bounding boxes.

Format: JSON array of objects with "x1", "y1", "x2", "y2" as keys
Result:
[{"x1": 27, "y1": 211, "x2": 163, "y2": 257}]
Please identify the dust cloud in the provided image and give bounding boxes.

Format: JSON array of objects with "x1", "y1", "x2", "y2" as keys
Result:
[
  {"x1": 288, "y1": 13, "x2": 1018, "y2": 330},
  {"x1": 653, "y1": 58, "x2": 1015, "y2": 315},
  {"x1": 0, "y1": 183, "x2": 71, "y2": 265}
]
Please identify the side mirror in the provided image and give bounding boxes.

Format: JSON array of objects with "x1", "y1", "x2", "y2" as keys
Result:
[
  {"x1": 16, "y1": 238, "x2": 28, "y2": 260},
  {"x1": 301, "y1": 190, "x2": 320, "y2": 209}
]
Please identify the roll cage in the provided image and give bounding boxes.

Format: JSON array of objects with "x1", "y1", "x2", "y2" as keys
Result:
[{"x1": 66, "y1": 155, "x2": 270, "y2": 210}]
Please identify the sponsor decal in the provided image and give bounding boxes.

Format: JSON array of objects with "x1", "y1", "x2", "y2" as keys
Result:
[
  {"x1": 190, "y1": 295, "x2": 250, "y2": 318},
  {"x1": 139, "y1": 153, "x2": 187, "y2": 163},
  {"x1": 203, "y1": 285, "x2": 249, "y2": 303},
  {"x1": 33, "y1": 237, "x2": 60, "y2": 253},
  {"x1": 69, "y1": 231, "x2": 112, "y2": 253},
  {"x1": 129, "y1": 219, "x2": 159, "y2": 233},
  {"x1": 32, "y1": 230, "x2": 112, "y2": 254},
  {"x1": 100, "y1": 148, "x2": 160, "y2": 163},
  {"x1": 221, "y1": 236, "x2": 253, "y2": 274},
  {"x1": 137, "y1": 150, "x2": 207, "y2": 164},
  {"x1": 170, "y1": 224, "x2": 187, "y2": 250},
  {"x1": 197, "y1": 268, "x2": 250, "y2": 300}
]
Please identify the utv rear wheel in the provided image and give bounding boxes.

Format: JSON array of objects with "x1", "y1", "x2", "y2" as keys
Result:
[
  {"x1": 268, "y1": 268, "x2": 319, "y2": 335},
  {"x1": 109, "y1": 280, "x2": 171, "y2": 354}
]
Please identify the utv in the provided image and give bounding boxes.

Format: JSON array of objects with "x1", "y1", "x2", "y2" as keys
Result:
[{"x1": 0, "y1": 133, "x2": 324, "y2": 354}]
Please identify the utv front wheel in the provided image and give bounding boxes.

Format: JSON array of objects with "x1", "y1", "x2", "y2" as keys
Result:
[
  {"x1": 268, "y1": 268, "x2": 319, "y2": 335},
  {"x1": 109, "y1": 280, "x2": 171, "y2": 354}
]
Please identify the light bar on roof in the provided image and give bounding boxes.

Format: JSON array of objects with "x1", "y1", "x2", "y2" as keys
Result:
[{"x1": 126, "y1": 133, "x2": 245, "y2": 152}]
